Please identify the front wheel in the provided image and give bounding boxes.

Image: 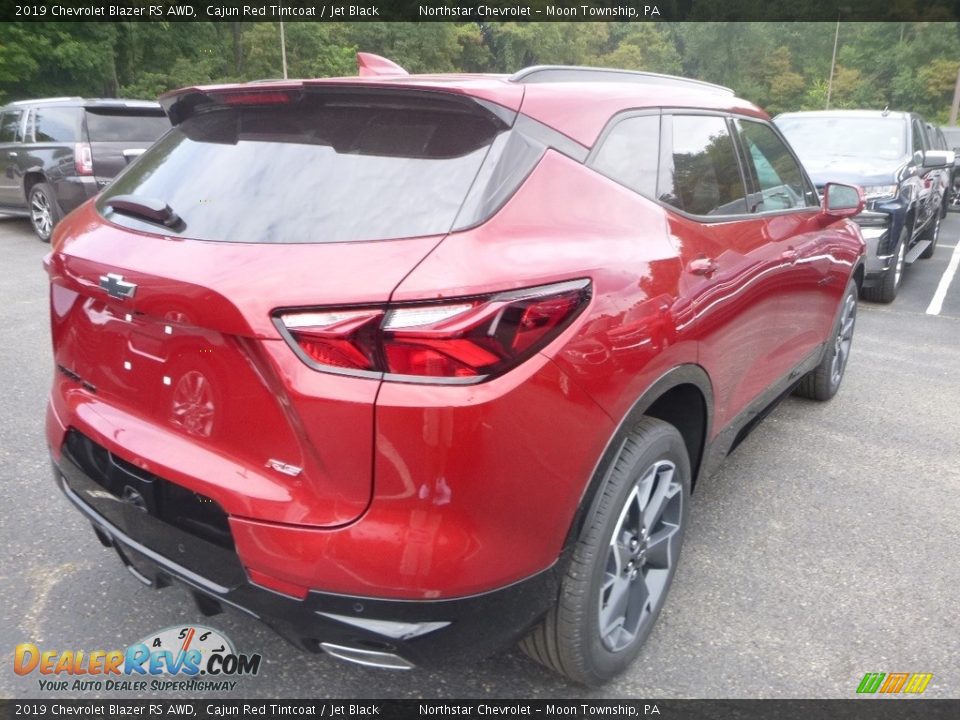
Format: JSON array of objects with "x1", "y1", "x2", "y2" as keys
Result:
[
  {"x1": 794, "y1": 278, "x2": 857, "y2": 401},
  {"x1": 861, "y1": 228, "x2": 905, "y2": 303},
  {"x1": 520, "y1": 417, "x2": 690, "y2": 685}
]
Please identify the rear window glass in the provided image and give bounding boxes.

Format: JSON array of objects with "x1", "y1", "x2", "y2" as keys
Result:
[
  {"x1": 34, "y1": 107, "x2": 80, "y2": 142},
  {"x1": 99, "y1": 95, "x2": 510, "y2": 243},
  {"x1": 85, "y1": 111, "x2": 170, "y2": 142}
]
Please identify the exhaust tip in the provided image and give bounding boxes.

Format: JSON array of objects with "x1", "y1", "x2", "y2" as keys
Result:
[{"x1": 319, "y1": 642, "x2": 414, "y2": 670}]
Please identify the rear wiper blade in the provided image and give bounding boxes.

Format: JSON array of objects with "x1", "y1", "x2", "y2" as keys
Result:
[{"x1": 104, "y1": 194, "x2": 182, "y2": 229}]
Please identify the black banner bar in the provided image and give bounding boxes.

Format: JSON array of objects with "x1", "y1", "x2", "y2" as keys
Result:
[
  {"x1": 3, "y1": 0, "x2": 960, "y2": 23},
  {"x1": 2, "y1": 700, "x2": 960, "y2": 720}
]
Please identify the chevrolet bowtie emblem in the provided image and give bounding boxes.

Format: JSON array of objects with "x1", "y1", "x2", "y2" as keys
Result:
[{"x1": 99, "y1": 273, "x2": 137, "y2": 300}]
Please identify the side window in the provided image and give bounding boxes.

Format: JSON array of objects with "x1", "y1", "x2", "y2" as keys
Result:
[
  {"x1": 591, "y1": 114, "x2": 660, "y2": 198},
  {"x1": 35, "y1": 107, "x2": 79, "y2": 143},
  {"x1": 911, "y1": 119, "x2": 926, "y2": 155},
  {"x1": 935, "y1": 129, "x2": 948, "y2": 151},
  {"x1": 0, "y1": 111, "x2": 22, "y2": 143},
  {"x1": 658, "y1": 115, "x2": 748, "y2": 216},
  {"x1": 736, "y1": 120, "x2": 816, "y2": 211}
]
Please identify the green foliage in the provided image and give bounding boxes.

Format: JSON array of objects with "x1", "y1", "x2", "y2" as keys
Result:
[{"x1": 0, "y1": 21, "x2": 957, "y2": 122}]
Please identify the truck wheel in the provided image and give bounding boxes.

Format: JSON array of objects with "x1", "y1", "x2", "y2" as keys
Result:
[
  {"x1": 520, "y1": 417, "x2": 689, "y2": 686},
  {"x1": 861, "y1": 228, "x2": 905, "y2": 303},
  {"x1": 28, "y1": 183, "x2": 62, "y2": 243}
]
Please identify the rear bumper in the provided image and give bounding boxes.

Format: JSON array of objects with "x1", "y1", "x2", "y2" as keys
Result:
[{"x1": 52, "y1": 450, "x2": 560, "y2": 668}]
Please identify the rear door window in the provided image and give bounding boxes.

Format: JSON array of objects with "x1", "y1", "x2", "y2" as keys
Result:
[
  {"x1": 84, "y1": 110, "x2": 170, "y2": 142},
  {"x1": 34, "y1": 107, "x2": 81, "y2": 143},
  {"x1": 658, "y1": 115, "x2": 748, "y2": 216},
  {"x1": 100, "y1": 94, "x2": 513, "y2": 244}
]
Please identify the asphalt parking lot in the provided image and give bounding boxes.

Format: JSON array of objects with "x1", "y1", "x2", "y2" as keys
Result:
[{"x1": 1, "y1": 213, "x2": 959, "y2": 700}]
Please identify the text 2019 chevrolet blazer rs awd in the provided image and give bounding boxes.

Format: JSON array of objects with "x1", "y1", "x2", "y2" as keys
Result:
[{"x1": 45, "y1": 58, "x2": 866, "y2": 685}]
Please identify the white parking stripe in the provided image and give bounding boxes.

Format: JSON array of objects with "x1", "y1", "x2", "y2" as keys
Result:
[{"x1": 926, "y1": 239, "x2": 960, "y2": 315}]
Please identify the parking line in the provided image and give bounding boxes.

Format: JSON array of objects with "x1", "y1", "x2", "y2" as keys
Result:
[{"x1": 926, "y1": 239, "x2": 960, "y2": 315}]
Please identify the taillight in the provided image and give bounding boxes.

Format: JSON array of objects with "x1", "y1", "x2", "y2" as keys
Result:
[
  {"x1": 276, "y1": 279, "x2": 591, "y2": 384},
  {"x1": 217, "y1": 90, "x2": 298, "y2": 106},
  {"x1": 74, "y1": 143, "x2": 94, "y2": 176},
  {"x1": 281, "y1": 309, "x2": 381, "y2": 371}
]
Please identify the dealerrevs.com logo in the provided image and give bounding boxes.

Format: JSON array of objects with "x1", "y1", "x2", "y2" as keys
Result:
[{"x1": 14, "y1": 625, "x2": 261, "y2": 693}]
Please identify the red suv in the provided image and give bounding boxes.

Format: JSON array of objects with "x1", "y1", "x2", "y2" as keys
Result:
[{"x1": 45, "y1": 58, "x2": 865, "y2": 685}]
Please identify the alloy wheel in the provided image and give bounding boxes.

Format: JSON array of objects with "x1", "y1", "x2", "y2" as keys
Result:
[
  {"x1": 599, "y1": 460, "x2": 682, "y2": 652},
  {"x1": 894, "y1": 239, "x2": 906, "y2": 287},
  {"x1": 31, "y1": 191, "x2": 53, "y2": 239},
  {"x1": 831, "y1": 292, "x2": 857, "y2": 386}
]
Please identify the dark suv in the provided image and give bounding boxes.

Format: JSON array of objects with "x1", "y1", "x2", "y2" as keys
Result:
[
  {"x1": 0, "y1": 98, "x2": 169, "y2": 241},
  {"x1": 46, "y1": 59, "x2": 865, "y2": 685},
  {"x1": 776, "y1": 110, "x2": 952, "y2": 303}
]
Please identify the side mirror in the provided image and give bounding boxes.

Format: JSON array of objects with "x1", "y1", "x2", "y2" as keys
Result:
[
  {"x1": 820, "y1": 182, "x2": 864, "y2": 220},
  {"x1": 922, "y1": 150, "x2": 953, "y2": 169}
]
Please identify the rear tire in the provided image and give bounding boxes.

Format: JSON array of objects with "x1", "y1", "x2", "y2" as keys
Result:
[
  {"x1": 520, "y1": 417, "x2": 690, "y2": 686},
  {"x1": 794, "y1": 279, "x2": 857, "y2": 401},
  {"x1": 28, "y1": 182, "x2": 61, "y2": 243},
  {"x1": 861, "y1": 228, "x2": 905, "y2": 303},
  {"x1": 919, "y1": 210, "x2": 940, "y2": 259}
]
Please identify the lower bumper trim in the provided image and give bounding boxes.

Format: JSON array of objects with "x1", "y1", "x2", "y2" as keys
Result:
[{"x1": 52, "y1": 456, "x2": 561, "y2": 668}]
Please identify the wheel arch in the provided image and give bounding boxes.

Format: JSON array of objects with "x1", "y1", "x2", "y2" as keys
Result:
[
  {"x1": 563, "y1": 364, "x2": 713, "y2": 550},
  {"x1": 23, "y1": 170, "x2": 47, "y2": 198},
  {"x1": 852, "y1": 259, "x2": 865, "y2": 292}
]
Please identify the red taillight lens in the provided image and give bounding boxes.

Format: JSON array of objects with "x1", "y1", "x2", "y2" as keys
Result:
[
  {"x1": 281, "y1": 309, "x2": 381, "y2": 372},
  {"x1": 74, "y1": 143, "x2": 94, "y2": 176},
  {"x1": 277, "y1": 280, "x2": 591, "y2": 383},
  {"x1": 510, "y1": 293, "x2": 585, "y2": 353}
]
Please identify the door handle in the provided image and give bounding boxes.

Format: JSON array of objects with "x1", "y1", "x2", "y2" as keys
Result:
[
  {"x1": 780, "y1": 248, "x2": 799, "y2": 263},
  {"x1": 7, "y1": 151, "x2": 17, "y2": 158},
  {"x1": 687, "y1": 257, "x2": 718, "y2": 276}
]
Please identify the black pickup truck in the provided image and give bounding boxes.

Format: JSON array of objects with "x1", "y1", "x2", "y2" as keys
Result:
[
  {"x1": 0, "y1": 98, "x2": 169, "y2": 241},
  {"x1": 775, "y1": 110, "x2": 953, "y2": 303}
]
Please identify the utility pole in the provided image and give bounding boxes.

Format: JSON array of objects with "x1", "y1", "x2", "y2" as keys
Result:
[
  {"x1": 950, "y1": 65, "x2": 960, "y2": 125},
  {"x1": 826, "y1": 14, "x2": 841, "y2": 110},
  {"x1": 280, "y1": 22, "x2": 288, "y2": 80}
]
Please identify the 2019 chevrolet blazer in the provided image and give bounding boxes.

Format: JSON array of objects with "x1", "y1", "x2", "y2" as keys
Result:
[{"x1": 45, "y1": 57, "x2": 866, "y2": 685}]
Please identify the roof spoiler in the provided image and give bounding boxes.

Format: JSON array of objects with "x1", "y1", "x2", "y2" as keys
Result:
[{"x1": 357, "y1": 53, "x2": 408, "y2": 77}]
